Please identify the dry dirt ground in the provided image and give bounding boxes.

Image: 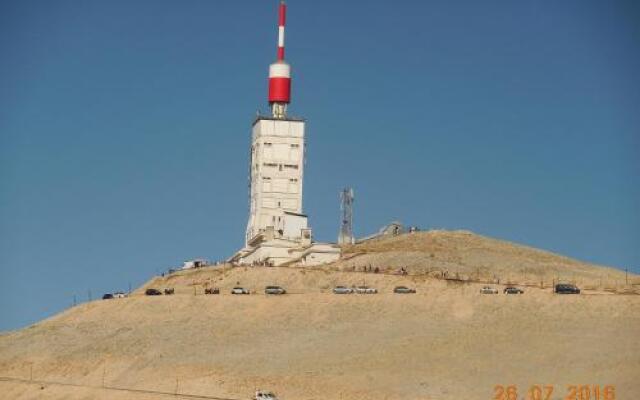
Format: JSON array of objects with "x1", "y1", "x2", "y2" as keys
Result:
[{"x1": 1, "y1": 231, "x2": 638, "y2": 400}]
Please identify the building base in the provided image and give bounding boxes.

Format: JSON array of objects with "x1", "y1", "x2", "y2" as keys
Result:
[{"x1": 230, "y1": 239, "x2": 341, "y2": 267}]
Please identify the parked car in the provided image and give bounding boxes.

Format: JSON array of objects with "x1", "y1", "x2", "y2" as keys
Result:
[
  {"x1": 231, "y1": 287, "x2": 250, "y2": 295},
  {"x1": 503, "y1": 286, "x2": 524, "y2": 294},
  {"x1": 355, "y1": 286, "x2": 378, "y2": 294},
  {"x1": 265, "y1": 285, "x2": 286, "y2": 295},
  {"x1": 332, "y1": 286, "x2": 353, "y2": 294},
  {"x1": 113, "y1": 291, "x2": 127, "y2": 298},
  {"x1": 254, "y1": 390, "x2": 278, "y2": 400},
  {"x1": 480, "y1": 286, "x2": 498, "y2": 294},
  {"x1": 102, "y1": 293, "x2": 114, "y2": 300},
  {"x1": 145, "y1": 288, "x2": 162, "y2": 296},
  {"x1": 555, "y1": 284, "x2": 580, "y2": 294},
  {"x1": 393, "y1": 286, "x2": 416, "y2": 294},
  {"x1": 204, "y1": 287, "x2": 220, "y2": 295},
  {"x1": 164, "y1": 288, "x2": 175, "y2": 295}
]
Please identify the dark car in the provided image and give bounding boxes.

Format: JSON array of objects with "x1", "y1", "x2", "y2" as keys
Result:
[
  {"x1": 205, "y1": 288, "x2": 220, "y2": 295},
  {"x1": 102, "y1": 293, "x2": 114, "y2": 300},
  {"x1": 393, "y1": 286, "x2": 416, "y2": 294},
  {"x1": 555, "y1": 284, "x2": 580, "y2": 294},
  {"x1": 265, "y1": 286, "x2": 286, "y2": 295},
  {"x1": 145, "y1": 288, "x2": 162, "y2": 296},
  {"x1": 164, "y1": 288, "x2": 175, "y2": 295},
  {"x1": 503, "y1": 287, "x2": 524, "y2": 294}
]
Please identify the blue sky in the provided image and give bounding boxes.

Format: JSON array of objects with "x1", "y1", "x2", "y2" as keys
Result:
[{"x1": 1, "y1": 0, "x2": 638, "y2": 331}]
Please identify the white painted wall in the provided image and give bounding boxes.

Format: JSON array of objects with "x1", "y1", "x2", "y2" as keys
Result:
[
  {"x1": 245, "y1": 118, "x2": 306, "y2": 245},
  {"x1": 283, "y1": 213, "x2": 307, "y2": 239}
]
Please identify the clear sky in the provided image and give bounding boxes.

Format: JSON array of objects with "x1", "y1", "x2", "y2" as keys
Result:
[{"x1": 1, "y1": 0, "x2": 638, "y2": 332}]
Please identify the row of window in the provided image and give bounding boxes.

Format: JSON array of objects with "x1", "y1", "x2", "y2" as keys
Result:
[
  {"x1": 260, "y1": 177, "x2": 300, "y2": 194},
  {"x1": 263, "y1": 142, "x2": 299, "y2": 148},
  {"x1": 263, "y1": 198, "x2": 298, "y2": 209},
  {"x1": 261, "y1": 162, "x2": 299, "y2": 170},
  {"x1": 262, "y1": 177, "x2": 298, "y2": 182},
  {"x1": 250, "y1": 199, "x2": 299, "y2": 213}
]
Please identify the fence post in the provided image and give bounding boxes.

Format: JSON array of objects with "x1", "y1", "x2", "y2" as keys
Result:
[{"x1": 626, "y1": 268, "x2": 629, "y2": 285}]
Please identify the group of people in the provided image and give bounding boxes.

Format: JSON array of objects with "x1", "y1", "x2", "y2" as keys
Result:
[
  {"x1": 249, "y1": 260, "x2": 275, "y2": 267},
  {"x1": 347, "y1": 265, "x2": 415, "y2": 275}
]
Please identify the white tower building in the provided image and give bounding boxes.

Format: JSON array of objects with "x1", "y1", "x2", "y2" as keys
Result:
[
  {"x1": 230, "y1": 1, "x2": 340, "y2": 266},
  {"x1": 245, "y1": 116, "x2": 308, "y2": 246}
]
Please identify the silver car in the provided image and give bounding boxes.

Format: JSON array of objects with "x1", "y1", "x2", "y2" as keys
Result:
[
  {"x1": 265, "y1": 285, "x2": 286, "y2": 295},
  {"x1": 480, "y1": 286, "x2": 498, "y2": 294},
  {"x1": 332, "y1": 286, "x2": 353, "y2": 294}
]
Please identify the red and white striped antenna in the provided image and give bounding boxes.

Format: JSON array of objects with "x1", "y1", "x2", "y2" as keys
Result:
[
  {"x1": 277, "y1": 0, "x2": 286, "y2": 61},
  {"x1": 268, "y1": 0, "x2": 291, "y2": 119}
]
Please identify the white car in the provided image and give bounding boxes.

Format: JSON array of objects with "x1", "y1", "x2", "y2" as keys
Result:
[
  {"x1": 480, "y1": 286, "x2": 498, "y2": 294},
  {"x1": 332, "y1": 286, "x2": 354, "y2": 294},
  {"x1": 254, "y1": 390, "x2": 278, "y2": 400},
  {"x1": 113, "y1": 292, "x2": 127, "y2": 298},
  {"x1": 355, "y1": 286, "x2": 377, "y2": 294},
  {"x1": 231, "y1": 287, "x2": 250, "y2": 295}
]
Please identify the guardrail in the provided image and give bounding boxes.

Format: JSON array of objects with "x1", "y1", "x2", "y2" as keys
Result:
[{"x1": 0, "y1": 376, "x2": 241, "y2": 400}]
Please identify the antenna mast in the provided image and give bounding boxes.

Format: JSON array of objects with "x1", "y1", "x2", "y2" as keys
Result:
[
  {"x1": 338, "y1": 188, "x2": 355, "y2": 245},
  {"x1": 268, "y1": 0, "x2": 291, "y2": 119}
]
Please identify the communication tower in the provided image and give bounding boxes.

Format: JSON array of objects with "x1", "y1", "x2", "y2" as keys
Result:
[{"x1": 338, "y1": 188, "x2": 354, "y2": 245}]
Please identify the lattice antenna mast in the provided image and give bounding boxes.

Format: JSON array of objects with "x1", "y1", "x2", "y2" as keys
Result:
[{"x1": 338, "y1": 188, "x2": 354, "y2": 245}]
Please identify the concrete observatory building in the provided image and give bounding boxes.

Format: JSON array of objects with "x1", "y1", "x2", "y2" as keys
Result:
[{"x1": 231, "y1": 1, "x2": 340, "y2": 266}]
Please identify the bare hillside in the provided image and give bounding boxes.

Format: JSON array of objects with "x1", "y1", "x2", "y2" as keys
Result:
[
  {"x1": 336, "y1": 230, "x2": 635, "y2": 290},
  {"x1": 0, "y1": 230, "x2": 638, "y2": 399}
]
